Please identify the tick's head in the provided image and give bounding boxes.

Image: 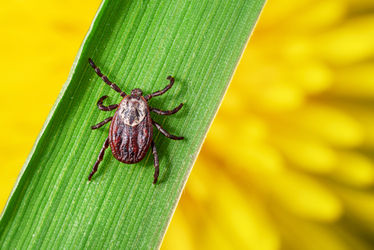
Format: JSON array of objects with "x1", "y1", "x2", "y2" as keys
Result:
[{"x1": 131, "y1": 88, "x2": 143, "y2": 97}]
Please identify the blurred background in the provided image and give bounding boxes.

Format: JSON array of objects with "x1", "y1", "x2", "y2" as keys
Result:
[{"x1": 1, "y1": 0, "x2": 374, "y2": 249}]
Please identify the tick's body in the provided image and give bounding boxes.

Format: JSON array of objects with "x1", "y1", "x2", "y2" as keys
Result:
[
  {"x1": 88, "y1": 58, "x2": 184, "y2": 184},
  {"x1": 109, "y1": 95, "x2": 153, "y2": 164}
]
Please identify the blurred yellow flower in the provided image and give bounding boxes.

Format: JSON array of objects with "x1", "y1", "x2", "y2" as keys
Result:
[
  {"x1": 163, "y1": 0, "x2": 374, "y2": 249},
  {"x1": 1, "y1": 0, "x2": 374, "y2": 249}
]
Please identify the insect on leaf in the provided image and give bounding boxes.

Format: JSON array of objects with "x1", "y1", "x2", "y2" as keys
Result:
[{"x1": 0, "y1": 0, "x2": 266, "y2": 248}]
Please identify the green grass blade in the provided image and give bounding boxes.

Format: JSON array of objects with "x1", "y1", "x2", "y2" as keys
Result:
[{"x1": 0, "y1": 0, "x2": 265, "y2": 248}]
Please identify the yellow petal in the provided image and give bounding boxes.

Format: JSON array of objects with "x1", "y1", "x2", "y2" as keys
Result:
[
  {"x1": 267, "y1": 171, "x2": 342, "y2": 221},
  {"x1": 284, "y1": 0, "x2": 345, "y2": 31},
  {"x1": 257, "y1": 0, "x2": 313, "y2": 29},
  {"x1": 331, "y1": 152, "x2": 374, "y2": 188},
  {"x1": 345, "y1": 0, "x2": 374, "y2": 9},
  {"x1": 212, "y1": 176, "x2": 280, "y2": 250},
  {"x1": 295, "y1": 104, "x2": 363, "y2": 147},
  {"x1": 0, "y1": 158, "x2": 23, "y2": 210},
  {"x1": 333, "y1": 63, "x2": 374, "y2": 98},
  {"x1": 161, "y1": 207, "x2": 194, "y2": 250},
  {"x1": 252, "y1": 82, "x2": 305, "y2": 113},
  {"x1": 273, "y1": 134, "x2": 337, "y2": 173},
  {"x1": 274, "y1": 211, "x2": 356, "y2": 250},
  {"x1": 290, "y1": 61, "x2": 332, "y2": 94},
  {"x1": 314, "y1": 16, "x2": 374, "y2": 64},
  {"x1": 185, "y1": 156, "x2": 213, "y2": 202},
  {"x1": 205, "y1": 118, "x2": 284, "y2": 174},
  {"x1": 335, "y1": 186, "x2": 374, "y2": 234}
]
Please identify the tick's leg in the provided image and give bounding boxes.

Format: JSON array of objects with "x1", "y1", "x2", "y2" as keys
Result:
[
  {"x1": 91, "y1": 117, "x2": 113, "y2": 130},
  {"x1": 151, "y1": 141, "x2": 159, "y2": 184},
  {"x1": 97, "y1": 96, "x2": 119, "y2": 111},
  {"x1": 150, "y1": 103, "x2": 183, "y2": 115},
  {"x1": 88, "y1": 137, "x2": 110, "y2": 181},
  {"x1": 145, "y1": 76, "x2": 175, "y2": 101},
  {"x1": 152, "y1": 120, "x2": 184, "y2": 140},
  {"x1": 88, "y1": 58, "x2": 126, "y2": 97}
]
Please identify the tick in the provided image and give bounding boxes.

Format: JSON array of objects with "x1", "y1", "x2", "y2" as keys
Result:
[{"x1": 88, "y1": 58, "x2": 184, "y2": 184}]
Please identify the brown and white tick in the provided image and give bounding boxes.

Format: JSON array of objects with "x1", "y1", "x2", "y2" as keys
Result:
[{"x1": 88, "y1": 58, "x2": 184, "y2": 184}]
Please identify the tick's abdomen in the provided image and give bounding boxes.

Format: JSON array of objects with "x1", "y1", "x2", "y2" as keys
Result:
[{"x1": 109, "y1": 96, "x2": 153, "y2": 164}]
